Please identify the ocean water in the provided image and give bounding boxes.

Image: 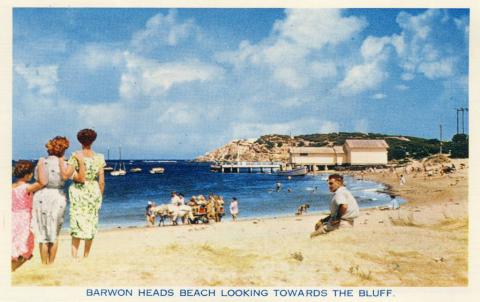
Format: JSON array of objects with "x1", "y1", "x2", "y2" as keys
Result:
[{"x1": 52, "y1": 160, "x2": 399, "y2": 229}]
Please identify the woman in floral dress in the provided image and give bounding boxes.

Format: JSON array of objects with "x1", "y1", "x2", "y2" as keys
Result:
[{"x1": 68, "y1": 129, "x2": 105, "y2": 258}]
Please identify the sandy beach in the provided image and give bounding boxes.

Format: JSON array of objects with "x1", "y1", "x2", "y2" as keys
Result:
[{"x1": 12, "y1": 159, "x2": 468, "y2": 287}]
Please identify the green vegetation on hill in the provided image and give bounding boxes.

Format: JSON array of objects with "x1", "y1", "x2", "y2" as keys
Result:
[{"x1": 254, "y1": 132, "x2": 468, "y2": 161}]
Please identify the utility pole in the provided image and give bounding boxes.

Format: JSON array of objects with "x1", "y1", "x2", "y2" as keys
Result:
[
  {"x1": 455, "y1": 108, "x2": 462, "y2": 134},
  {"x1": 465, "y1": 108, "x2": 469, "y2": 133},
  {"x1": 439, "y1": 124, "x2": 443, "y2": 154},
  {"x1": 456, "y1": 107, "x2": 469, "y2": 134},
  {"x1": 462, "y1": 108, "x2": 468, "y2": 134},
  {"x1": 461, "y1": 108, "x2": 465, "y2": 134},
  {"x1": 456, "y1": 108, "x2": 460, "y2": 134}
]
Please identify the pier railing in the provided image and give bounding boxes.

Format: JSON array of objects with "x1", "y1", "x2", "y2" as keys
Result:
[{"x1": 210, "y1": 161, "x2": 283, "y2": 173}]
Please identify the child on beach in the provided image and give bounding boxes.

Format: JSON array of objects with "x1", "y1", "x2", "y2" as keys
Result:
[
  {"x1": 12, "y1": 160, "x2": 46, "y2": 271},
  {"x1": 229, "y1": 197, "x2": 239, "y2": 221},
  {"x1": 145, "y1": 201, "x2": 156, "y2": 227}
]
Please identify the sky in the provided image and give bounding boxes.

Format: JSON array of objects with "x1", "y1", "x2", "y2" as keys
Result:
[{"x1": 13, "y1": 8, "x2": 469, "y2": 159}]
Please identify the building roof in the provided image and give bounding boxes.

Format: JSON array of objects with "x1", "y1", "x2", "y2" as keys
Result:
[
  {"x1": 345, "y1": 139, "x2": 389, "y2": 149},
  {"x1": 290, "y1": 147, "x2": 336, "y2": 154}
]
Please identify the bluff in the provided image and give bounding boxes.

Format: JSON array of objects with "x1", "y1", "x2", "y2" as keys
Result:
[{"x1": 195, "y1": 132, "x2": 464, "y2": 163}]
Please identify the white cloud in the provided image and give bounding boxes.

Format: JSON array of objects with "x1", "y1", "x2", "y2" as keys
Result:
[
  {"x1": 278, "y1": 97, "x2": 304, "y2": 108},
  {"x1": 120, "y1": 52, "x2": 223, "y2": 99},
  {"x1": 319, "y1": 121, "x2": 339, "y2": 133},
  {"x1": 393, "y1": 9, "x2": 462, "y2": 81},
  {"x1": 218, "y1": 9, "x2": 366, "y2": 89},
  {"x1": 158, "y1": 103, "x2": 200, "y2": 125},
  {"x1": 131, "y1": 10, "x2": 197, "y2": 52},
  {"x1": 401, "y1": 73, "x2": 415, "y2": 81},
  {"x1": 76, "y1": 103, "x2": 127, "y2": 132},
  {"x1": 273, "y1": 67, "x2": 306, "y2": 89},
  {"x1": 371, "y1": 93, "x2": 387, "y2": 99},
  {"x1": 454, "y1": 16, "x2": 469, "y2": 41},
  {"x1": 418, "y1": 57, "x2": 455, "y2": 79},
  {"x1": 396, "y1": 9, "x2": 437, "y2": 40},
  {"x1": 14, "y1": 64, "x2": 58, "y2": 95},
  {"x1": 338, "y1": 61, "x2": 387, "y2": 95},
  {"x1": 390, "y1": 34, "x2": 405, "y2": 56},
  {"x1": 360, "y1": 36, "x2": 392, "y2": 60},
  {"x1": 310, "y1": 61, "x2": 337, "y2": 80},
  {"x1": 337, "y1": 33, "x2": 394, "y2": 96},
  {"x1": 274, "y1": 9, "x2": 367, "y2": 50},
  {"x1": 79, "y1": 45, "x2": 123, "y2": 70},
  {"x1": 231, "y1": 118, "x2": 339, "y2": 139},
  {"x1": 395, "y1": 84, "x2": 409, "y2": 91}
]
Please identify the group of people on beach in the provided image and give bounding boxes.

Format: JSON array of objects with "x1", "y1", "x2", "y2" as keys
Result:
[
  {"x1": 145, "y1": 192, "x2": 239, "y2": 226},
  {"x1": 11, "y1": 129, "x2": 105, "y2": 271}
]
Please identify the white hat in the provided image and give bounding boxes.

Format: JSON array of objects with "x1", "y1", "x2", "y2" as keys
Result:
[{"x1": 147, "y1": 201, "x2": 153, "y2": 205}]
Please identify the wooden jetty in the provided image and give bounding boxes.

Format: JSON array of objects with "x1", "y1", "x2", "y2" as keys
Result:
[{"x1": 211, "y1": 161, "x2": 283, "y2": 173}]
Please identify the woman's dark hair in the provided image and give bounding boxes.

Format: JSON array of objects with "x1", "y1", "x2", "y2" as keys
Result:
[
  {"x1": 77, "y1": 128, "x2": 97, "y2": 146},
  {"x1": 13, "y1": 160, "x2": 35, "y2": 178},
  {"x1": 46, "y1": 136, "x2": 70, "y2": 157}
]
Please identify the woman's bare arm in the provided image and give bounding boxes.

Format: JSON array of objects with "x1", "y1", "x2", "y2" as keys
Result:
[
  {"x1": 59, "y1": 156, "x2": 75, "y2": 180},
  {"x1": 27, "y1": 158, "x2": 46, "y2": 193},
  {"x1": 72, "y1": 153, "x2": 86, "y2": 184},
  {"x1": 98, "y1": 168, "x2": 105, "y2": 195}
]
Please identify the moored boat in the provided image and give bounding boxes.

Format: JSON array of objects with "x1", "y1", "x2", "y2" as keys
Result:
[
  {"x1": 149, "y1": 167, "x2": 165, "y2": 174},
  {"x1": 277, "y1": 166, "x2": 307, "y2": 176},
  {"x1": 110, "y1": 147, "x2": 127, "y2": 176},
  {"x1": 104, "y1": 148, "x2": 114, "y2": 171},
  {"x1": 110, "y1": 169, "x2": 126, "y2": 176},
  {"x1": 130, "y1": 167, "x2": 142, "y2": 173}
]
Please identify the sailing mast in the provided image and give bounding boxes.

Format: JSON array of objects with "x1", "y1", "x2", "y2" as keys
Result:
[
  {"x1": 110, "y1": 146, "x2": 127, "y2": 176},
  {"x1": 104, "y1": 147, "x2": 113, "y2": 171}
]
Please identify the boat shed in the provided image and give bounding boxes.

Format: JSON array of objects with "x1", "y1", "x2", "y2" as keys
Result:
[
  {"x1": 289, "y1": 146, "x2": 345, "y2": 169},
  {"x1": 288, "y1": 139, "x2": 389, "y2": 168},
  {"x1": 344, "y1": 139, "x2": 389, "y2": 165}
]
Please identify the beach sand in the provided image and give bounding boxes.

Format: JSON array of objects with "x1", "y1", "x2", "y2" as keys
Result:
[{"x1": 12, "y1": 159, "x2": 468, "y2": 287}]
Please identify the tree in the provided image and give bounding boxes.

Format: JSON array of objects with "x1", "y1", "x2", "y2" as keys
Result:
[
  {"x1": 388, "y1": 147, "x2": 406, "y2": 160},
  {"x1": 450, "y1": 134, "x2": 468, "y2": 158}
]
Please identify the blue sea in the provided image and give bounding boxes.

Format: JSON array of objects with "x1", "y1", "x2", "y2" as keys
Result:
[{"x1": 54, "y1": 160, "x2": 398, "y2": 229}]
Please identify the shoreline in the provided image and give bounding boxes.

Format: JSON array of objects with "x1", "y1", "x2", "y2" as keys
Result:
[
  {"x1": 12, "y1": 159, "x2": 468, "y2": 286},
  {"x1": 60, "y1": 172, "x2": 395, "y2": 233}
]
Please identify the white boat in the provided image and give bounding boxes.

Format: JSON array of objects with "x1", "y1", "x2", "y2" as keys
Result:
[
  {"x1": 104, "y1": 147, "x2": 114, "y2": 171},
  {"x1": 277, "y1": 166, "x2": 308, "y2": 176},
  {"x1": 110, "y1": 147, "x2": 127, "y2": 176},
  {"x1": 110, "y1": 169, "x2": 126, "y2": 176},
  {"x1": 130, "y1": 167, "x2": 142, "y2": 173},
  {"x1": 149, "y1": 167, "x2": 165, "y2": 174}
]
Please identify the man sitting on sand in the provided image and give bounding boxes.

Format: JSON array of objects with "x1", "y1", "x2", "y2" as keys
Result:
[{"x1": 310, "y1": 174, "x2": 359, "y2": 238}]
